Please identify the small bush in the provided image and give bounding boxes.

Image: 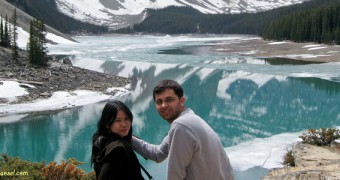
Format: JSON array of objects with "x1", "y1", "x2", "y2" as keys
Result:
[
  {"x1": 41, "y1": 158, "x2": 87, "y2": 179},
  {"x1": 81, "y1": 171, "x2": 96, "y2": 180},
  {"x1": 299, "y1": 128, "x2": 340, "y2": 146},
  {"x1": 282, "y1": 145, "x2": 295, "y2": 167},
  {"x1": 0, "y1": 154, "x2": 95, "y2": 179},
  {"x1": 0, "y1": 153, "x2": 44, "y2": 179}
]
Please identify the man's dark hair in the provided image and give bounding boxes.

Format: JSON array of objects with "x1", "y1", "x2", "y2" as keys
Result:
[{"x1": 153, "y1": 79, "x2": 183, "y2": 100}]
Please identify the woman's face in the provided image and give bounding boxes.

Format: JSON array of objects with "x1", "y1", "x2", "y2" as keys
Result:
[{"x1": 110, "y1": 110, "x2": 131, "y2": 137}]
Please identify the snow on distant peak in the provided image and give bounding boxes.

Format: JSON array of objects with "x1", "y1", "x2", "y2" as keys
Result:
[
  {"x1": 55, "y1": 0, "x2": 183, "y2": 25},
  {"x1": 55, "y1": 0, "x2": 309, "y2": 29}
]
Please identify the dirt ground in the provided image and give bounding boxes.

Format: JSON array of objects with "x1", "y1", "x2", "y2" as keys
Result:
[
  {"x1": 213, "y1": 37, "x2": 340, "y2": 63},
  {"x1": 262, "y1": 142, "x2": 340, "y2": 180}
]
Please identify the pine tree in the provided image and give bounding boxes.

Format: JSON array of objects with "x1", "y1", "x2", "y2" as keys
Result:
[
  {"x1": 11, "y1": 8, "x2": 19, "y2": 61},
  {"x1": 4, "y1": 15, "x2": 10, "y2": 47},
  {"x1": 27, "y1": 20, "x2": 36, "y2": 64},
  {"x1": 38, "y1": 20, "x2": 48, "y2": 62},
  {"x1": 27, "y1": 18, "x2": 48, "y2": 66},
  {"x1": 0, "y1": 15, "x2": 4, "y2": 47}
]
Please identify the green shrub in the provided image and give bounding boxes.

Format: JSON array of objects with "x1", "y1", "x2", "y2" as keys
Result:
[
  {"x1": 299, "y1": 128, "x2": 340, "y2": 146},
  {"x1": 0, "y1": 154, "x2": 95, "y2": 179},
  {"x1": 0, "y1": 153, "x2": 44, "y2": 179}
]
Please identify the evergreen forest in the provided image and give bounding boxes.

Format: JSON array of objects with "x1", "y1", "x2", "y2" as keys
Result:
[
  {"x1": 126, "y1": 0, "x2": 340, "y2": 44},
  {"x1": 260, "y1": 2, "x2": 340, "y2": 43}
]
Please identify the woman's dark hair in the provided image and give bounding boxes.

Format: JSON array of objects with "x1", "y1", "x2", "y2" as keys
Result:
[
  {"x1": 153, "y1": 79, "x2": 183, "y2": 100},
  {"x1": 91, "y1": 100, "x2": 133, "y2": 166},
  {"x1": 93, "y1": 100, "x2": 134, "y2": 142}
]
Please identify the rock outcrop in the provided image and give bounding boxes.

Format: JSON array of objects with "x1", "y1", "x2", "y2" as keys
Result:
[{"x1": 262, "y1": 141, "x2": 340, "y2": 180}]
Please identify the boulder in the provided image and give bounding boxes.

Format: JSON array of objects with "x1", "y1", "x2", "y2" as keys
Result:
[{"x1": 62, "y1": 58, "x2": 72, "y2": 65}]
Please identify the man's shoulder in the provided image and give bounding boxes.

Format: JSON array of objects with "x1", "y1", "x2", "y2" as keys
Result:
[
  {"x1": 172, "y1": 109, "x2": 203, "y2": 130},
  {"x1": 178, "y1": 108, "x2": 196, "y2": 118},
  {"x1": 177, "y1": 108, "x2": 203, "y2": 122}
]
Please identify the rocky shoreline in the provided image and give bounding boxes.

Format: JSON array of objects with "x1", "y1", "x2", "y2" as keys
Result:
[
  {"x1": 262, "y1": 142, "x2": 340, "y2": 180},
  {"x1": 214, "y1": 37, "x2": 340, "y2": 63},
  {"x1": 0, "y1": 47, "x2": 131, "y2": 105}
]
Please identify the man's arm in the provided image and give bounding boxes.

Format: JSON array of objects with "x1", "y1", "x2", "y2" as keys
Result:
[
  {"x1": 131, "y1": 136, "x2": 169, "y2": 163},
  {"x1": 167, "y1": 123, "x2": 196, "y2": 180}
]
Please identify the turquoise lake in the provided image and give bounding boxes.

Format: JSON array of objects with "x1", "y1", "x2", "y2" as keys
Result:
[{"x1": 1, "y1": 34, "x2": 340, "y2": 179}]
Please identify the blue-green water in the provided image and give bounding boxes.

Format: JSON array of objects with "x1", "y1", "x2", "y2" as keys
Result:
[{"x1": 1, "y1": 35, "x2": 340, "y2": 179}]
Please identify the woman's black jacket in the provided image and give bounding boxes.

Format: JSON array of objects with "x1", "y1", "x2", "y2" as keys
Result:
[{"x1": 93, "y1": 134, "x2": 144, "y2": 180}]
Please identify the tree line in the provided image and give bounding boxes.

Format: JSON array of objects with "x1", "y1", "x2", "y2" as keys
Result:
[
  {"x1": 117, "y1": 0, "x2": 340, "y2": 44},
  {"x1": 1, "y1": 9, "x2": 19, "y2": 61},
  {"x1": 260, "y1": 2, "x2": 340, "y2": 44},
  {"x1": 1, "y1": 9, "x2": 48, "y2": 66}
]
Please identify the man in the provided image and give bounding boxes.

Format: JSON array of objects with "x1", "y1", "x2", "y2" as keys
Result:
[{"x1": 132, "y1": 79, "x2": 234, "y2": 180}]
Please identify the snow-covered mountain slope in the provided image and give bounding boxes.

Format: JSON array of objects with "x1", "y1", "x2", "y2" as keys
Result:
[{"x1": 55, "y1": 0, "x2": 310, "y2": 30}]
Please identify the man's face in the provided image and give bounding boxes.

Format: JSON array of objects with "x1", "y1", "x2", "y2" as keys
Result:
[{"x1": 154, "y1": 88, "x2": 185, "y2": 123}]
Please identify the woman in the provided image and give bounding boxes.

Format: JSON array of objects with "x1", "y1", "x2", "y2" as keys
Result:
[{"x1": 91, "y1": 100, "x2": 144, "y2": 180}]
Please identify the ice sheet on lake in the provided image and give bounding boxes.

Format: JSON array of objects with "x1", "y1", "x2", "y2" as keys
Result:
[{"x1": 226, "y1": 132, "x2": 302, "y2": 171}]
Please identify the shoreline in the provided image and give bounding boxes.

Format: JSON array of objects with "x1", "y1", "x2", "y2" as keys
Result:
[
  {"x1": 213, "y1": 37, "x2": 340, "y2": 63},
  {"x1": 0, "y1": 46, "x2": 132, "y2": 117},
  {"x1": 0, "y1": 88, "x2": 131, "y2": 118}
]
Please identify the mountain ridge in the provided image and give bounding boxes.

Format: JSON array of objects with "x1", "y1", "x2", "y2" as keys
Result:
[{"x1": 55, "y1": 0, "x2": 311, "y2": 29}]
